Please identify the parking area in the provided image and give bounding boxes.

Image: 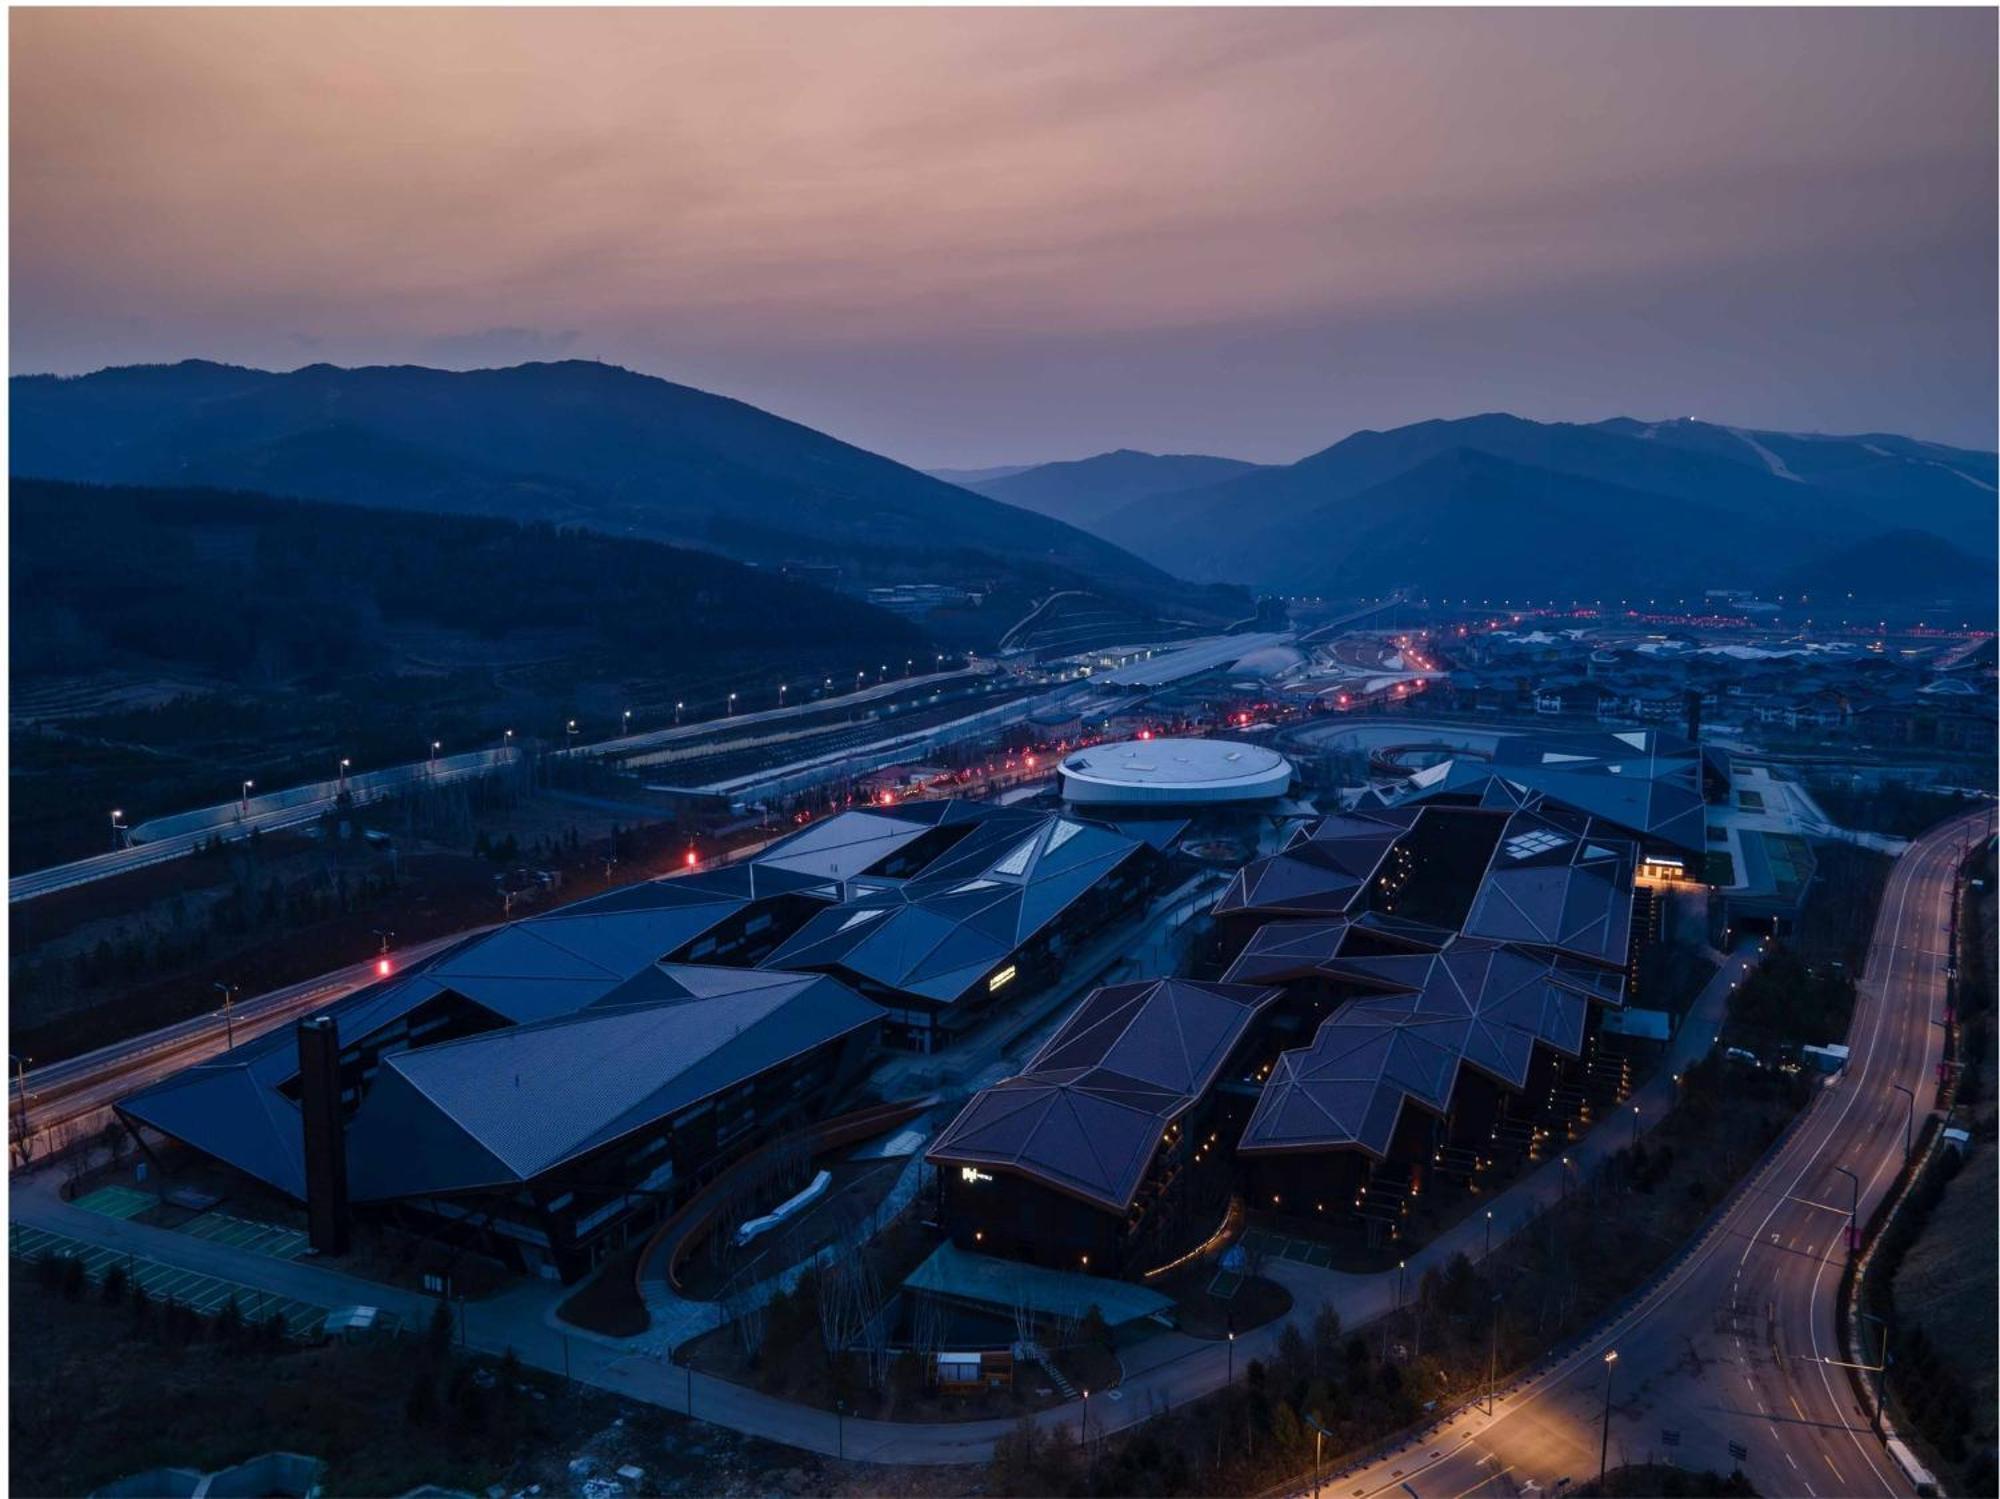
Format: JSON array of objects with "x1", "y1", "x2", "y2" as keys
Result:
[
  {"x1": 71, "y1": 1185, "x2": 310, "y2": 1260},
  {"x1": 9, "y1": 1222, "x2": 330, "y2": 1339}
]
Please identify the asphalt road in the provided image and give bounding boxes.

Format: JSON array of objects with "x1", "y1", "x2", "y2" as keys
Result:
[
  {"x1": 1311, "y1": 806, "x2": 1992, "y2": 1499},
  {"x1": 9, "y1": 749, "x2": 522, "y2": 904}
]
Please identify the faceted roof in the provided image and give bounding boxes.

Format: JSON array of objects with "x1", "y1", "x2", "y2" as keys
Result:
[
  {"x1": 118, "y1": 860, "x2": 840, "y2": 1199},
  {"x1": 346, "y1": 969, "x2": 880, "y2": 1198},
  {"x1": 927, "y1": 978, "x2": 1280, "y2": 1212},
  {"x1": 1461, "y1": 808, "x2": 1636, "y2": 967},
  {"x1": 1388, "y1": 727, "x2": 1707, "y2": 853},
  {"x1": 1214, "y1": 807, "x2": 1417, "y2": 918},
  {"x1": 760, "y1": 807, "x2": 1148, "y2": 1004},
  {"x1": 1237, "y1": 935, "x2": 1624, "y2": 1160}
]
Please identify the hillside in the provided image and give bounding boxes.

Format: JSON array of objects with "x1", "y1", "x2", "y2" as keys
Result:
[
  {"x1": 1090, "y1": 412, "x2": 1994, "y2": 595},
  {"x1": 1287, "y1": 448, "x2": 1745, "y2": 599},
  {"x1": 9, "y1": 478, "x2": 931, "y2": 866},
  {"x1": 957, "y1": 449, "x2": 1265, "y2": 527},
  {"x1": 8, "y1": 360, "x2": 1193, "y2": 625},
  {"x1": 1777, "y1": 529, "x2": 1995, "y2": 607}
]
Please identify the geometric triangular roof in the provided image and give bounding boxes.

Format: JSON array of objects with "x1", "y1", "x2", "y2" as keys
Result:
[{"x1": 927, "y1": 978, "x2": 1279, "y2": 1211}]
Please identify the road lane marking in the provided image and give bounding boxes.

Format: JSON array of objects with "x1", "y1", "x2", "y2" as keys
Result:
[
  {"x1": 1449, "y1": 1467, "x2": 1514, "y2": 1498},
  {"x1": 1786, "y1": 1452, "x2": 1799, "y2": 1470}
]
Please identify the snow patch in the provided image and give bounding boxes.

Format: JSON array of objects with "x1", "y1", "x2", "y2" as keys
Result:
[{"x1": 1727, "y1": 428, "x2": 1804, "y2": 482}]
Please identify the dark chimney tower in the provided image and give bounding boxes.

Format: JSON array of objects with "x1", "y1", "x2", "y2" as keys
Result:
[{"x1": 297, "y1": 1015, "x2": 350, "y2": 1256}]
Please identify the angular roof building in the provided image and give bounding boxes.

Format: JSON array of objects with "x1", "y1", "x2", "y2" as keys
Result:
[
  {"x1": 1232, "y1": 932, "x2": 1624, "y2": 1159},
  {"x1": 928, "y1": 978, "x2": 1282, "y2": 1273},
  {"x1": 759, "y1": 803, "x2": 1160, "y2": 1046},
  {"x1": 118, "y1": 873, "x2": 884, "y2": 1281},
  {"x1": 1219, "y1": 801, "x2": 1636, "y2": 971},
  {"x1": 1380, "y1": 727, "x2": 1709, "y2": 854},
  {"x1": 929, "y1": 978, "x2": 1280, "y2": 1213}
]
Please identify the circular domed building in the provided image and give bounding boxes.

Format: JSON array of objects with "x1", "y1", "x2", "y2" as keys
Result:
[{"x1": 1060, "y1": 737, "x2": 1293, "y2": 808}]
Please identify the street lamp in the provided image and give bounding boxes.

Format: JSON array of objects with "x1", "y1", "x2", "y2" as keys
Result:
[
  {"x1": 778, "y1": 683, "x2": 788, "y2": 707},
  {"x1": 1487, "y1": 1290, "x2": 1503, "y2": 1413},
  {"x1": 1833, "y1": 1165, "x2": 1860, "y2": 1252},
  {"x1": 240, "y1": 779, "x2": 255, "y2": 815},
  {"x1": 622, "y1": 709, "x2": 632, "y2": 737},
  {"x1": 214, "y1": 982, "x2": 239, "y2": 1049},
  {"x1": 430, "y1": 740, "x2": 441, "y2": 765},
  {"x1": 1081, "y1": 1388, "x2": 1090, "y2": 1451},
  {"x1": 566, "y1": 719, "x2": 578, "y2": 750},
  {"x1": 338, "y1": 758, "x2": 351, "y2": 792},
  {"x1": 727, "y1": 692, "x2": 737, "y2": 717},
  {"x1": 1598, "y1": 1350, "x2": 1619, "y2": 1485},
  {"x1": 674, "y1": 701, "x2": 683, "y2": 726},
  {"x1": 1226, "y1": 1327, "x2": 1236, "y2": 1385},
  {"x1": 1630, "y1": 1103, "x2": 1640, "y2": 1148},
  {"x1": 109, "y1": 809, "x2": 126, "y2": 852},
  {"x1": 1890, "y1": 1084, "x2": 1916, "y2": 1159}
]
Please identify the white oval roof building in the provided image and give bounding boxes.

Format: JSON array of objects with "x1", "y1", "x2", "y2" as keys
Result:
[{"x1": 1061, "y1": 737, "x2": 1293, "y2": 807}]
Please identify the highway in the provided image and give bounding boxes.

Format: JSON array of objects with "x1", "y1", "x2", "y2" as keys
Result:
[
  {"x1": 9, "y1": 928, "x2": 483, "y2": 1161},
  {"x1": 1312, "y1": 806, "x2": 1992, "y2": 1499},
  {"x1": 9, "y1": 748, "x2": 522, "y2": 904},
  {"x1": 10, "y1": 670, "x2": 998, "y2": 906}
]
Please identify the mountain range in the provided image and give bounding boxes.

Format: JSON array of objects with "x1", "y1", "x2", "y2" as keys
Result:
[
  {"x1": 976, "y1": 415, "x2": 1994, "y2": 602},
  {"x1": 7, "y1": 361, "x2": 1226, "y2": 636},
  {"x1": 12, "y1": 362, "x2": 1994, "y2": 609},
  {"x1": 940, "y1": 449, "x2": 1265, "y2": 528}
]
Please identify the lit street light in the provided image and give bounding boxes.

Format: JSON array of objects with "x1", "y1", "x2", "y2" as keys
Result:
[
  {"x1": 109, "y1": 809, "x2": 126, "y2": 852},
  {"x1": 240, "y1": 779, "x2": 255, "y2": 816},
  {"x1": 566, "y1": 719, "x2": 578, "y2": 750},
  {"x1": 1598, "y1": 1350, "x2": 1619, "y2": 1484},
  {"x1": 674, "y1": 701, "x2": 683, "y2": 726},
  {"x1": 622, "y1": 709, "x2": 632, "y2": 737},
  {"x1": 727, "y1": 692, "x2": 737, "y2": 717},
  {"x1": 338, "y1": 757, "x2": 351, "y2": 792}
]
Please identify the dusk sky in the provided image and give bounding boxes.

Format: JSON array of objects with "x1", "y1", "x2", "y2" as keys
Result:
[{"x1": 11, "y1": 6, "x2": 1996, "y2": 467}]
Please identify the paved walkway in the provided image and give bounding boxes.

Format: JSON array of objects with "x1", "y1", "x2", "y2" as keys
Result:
[{"x1": 11, "y1": 939, "x2": 1762, "y2": 1466}]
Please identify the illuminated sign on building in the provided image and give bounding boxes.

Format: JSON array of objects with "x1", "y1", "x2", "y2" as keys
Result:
[
  {"x1": 987, "y1": 965, "x2": 1017, "y2": 992},
  {"x1": 960, "y1": 1166, "x2": 994, "y2": 1185}
]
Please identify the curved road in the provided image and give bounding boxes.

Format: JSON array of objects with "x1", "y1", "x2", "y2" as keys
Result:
[{"x1": 1313, "y1": 807, "x2": 1991, "y2": 1499}]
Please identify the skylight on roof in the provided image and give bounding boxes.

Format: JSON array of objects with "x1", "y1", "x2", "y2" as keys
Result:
[
  {"x1": 949, "y1": 878, "x2": 1001, "y2": 893},
  {"x1": 838, "y1": 908, "x2": 887, "y2": 932},
  {"x1": 1503, "y1": 830, "x2": 1570, "y2": 860},
  {"x1": 992, "y1": 834, "x2": 1041, "y2": 877},
  {"x1": 1046, "y1": 820, "x2": 1086, "y2": 852}
]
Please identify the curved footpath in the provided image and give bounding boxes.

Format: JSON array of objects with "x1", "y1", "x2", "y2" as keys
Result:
[{"x1": 12, "y1": 933, "x2": 1756, "y2": 1465}]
